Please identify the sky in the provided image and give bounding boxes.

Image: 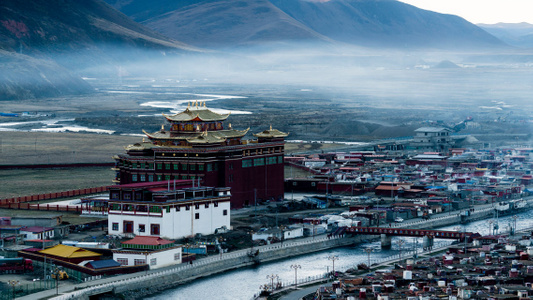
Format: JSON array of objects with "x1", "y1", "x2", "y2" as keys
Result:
[{"x1": 398, "y1": 0, "x2": 533, "y2": 24}]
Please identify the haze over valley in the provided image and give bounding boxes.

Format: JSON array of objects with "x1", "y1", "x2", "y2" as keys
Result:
[{"x1": 0, "y1": 0, "x2": 532, "y2": 146}]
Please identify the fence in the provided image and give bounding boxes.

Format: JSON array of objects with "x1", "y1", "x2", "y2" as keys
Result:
[
  {"x1": 0, "y1": 279, "x2": 57, "y2": 300},
  {"x1": 0, "y1": 186, "x2": 108, "y2": 209}
]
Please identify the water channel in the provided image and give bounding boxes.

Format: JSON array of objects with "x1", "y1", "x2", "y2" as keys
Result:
[{"x1": 146, "y1": 210, "x2": 533, "y2": 300}]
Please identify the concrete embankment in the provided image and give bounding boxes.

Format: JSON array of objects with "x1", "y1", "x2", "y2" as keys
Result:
[{"x1": 31, "y1": 203, "x2": 528, "y2": 300}]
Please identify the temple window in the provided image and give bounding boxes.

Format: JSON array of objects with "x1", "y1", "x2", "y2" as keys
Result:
[
  {"x1": 132, "y1": 174, "x2": 138, "y2": 182},
  {"x1": 156, "y1": 163, "x2": 162, "y2": 170},
  {"x1": 195, "y1": 213, "x2": 200, "y2": 220},
  {"x1": 138, "y1": 224, "x2": 145, "y2": 232},
  {"x1": 165, "y1": 163, "x2": 171, "y2": 170},
  {"x1": 190, "y1": 164, "x2": 196, "y2": 171},
  {"x1": 149, "y1": 206, "x2": 162, "y2": 213},
  {"x1": 173, "y1": 164, "x2": 179, "y2": 170},
  {"x1": 157, "y1": 175, "x2": 162, "y2": 181},
  {"x1": 205, "y1": 203, "x2": 209, "y2": 208},
  {"x1": 112, "y1": 223, "x2": 119, "y2": 231},
  {"x1": 198, "y1": 164, "x2": 204, "y2": 171},
  {"x1": 182, "y1": 164, "x2": 188, "y2": 171},
  {"x1": 140, "y1": 174, "x2": 146, "y2": 182},
  {"x1": 165, "y1": 175, "x2": 170, "y2": 180},
  {"x1": 207, "y1": 164, "x2": 212, "y2": 172},
  {"x1": 150, "y1": 224, "x2": 160, "y2": 235},
  {"x1": 148, "y1": 175, "x2": 153, "y2": 182}
]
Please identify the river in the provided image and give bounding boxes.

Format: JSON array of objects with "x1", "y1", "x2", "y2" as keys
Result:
[{"x1": 145, "y1": 210, "x2": 533, "y2": 300}]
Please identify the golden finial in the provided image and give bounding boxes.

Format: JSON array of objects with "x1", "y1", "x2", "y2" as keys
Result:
[
  {"x1": 270, "y1": 125, "x2": 272, "y2": 131},
  {"x1": 161, "y1": 124, "x2": 165, "y2": 131},
  {"x1": 187, "y1": 101, "x2": 190, "y2": 109},
  {"x1": 203, "y1": 101, "x2": 207, "y2": 107},
  {"x1": 196, "y1": 124, "x2": 200, "y2": 131},
  {"x1": 143, "y1": 137, "x2": 146, "y2": 142},
  {"x1": 195, "y1": 100, "x2": 199, "y2": 108},
  {"x1": 229, "y1": 123, "x2": 232, "y2": 129}
]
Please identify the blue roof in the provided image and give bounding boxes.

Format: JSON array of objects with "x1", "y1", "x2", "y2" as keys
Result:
[{"x1": 87, "y1": 259, "x2": 121, "y2": 269}]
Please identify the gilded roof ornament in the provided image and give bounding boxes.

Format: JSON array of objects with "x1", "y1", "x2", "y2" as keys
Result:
[
  {"x1": 229, "y1": 123, "x2": 232, "y2": 129},
  {"x1": 161, "y1": 125, "x2": 165, "y2": 132}
]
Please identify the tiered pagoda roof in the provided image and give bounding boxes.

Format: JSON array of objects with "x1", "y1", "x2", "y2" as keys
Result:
[
  {"x1": 253, "y1": 125, "x2": 289, "y2": 139},
  {"x1": 163, "y1": 101, "x2": 230, "y2": 122}
]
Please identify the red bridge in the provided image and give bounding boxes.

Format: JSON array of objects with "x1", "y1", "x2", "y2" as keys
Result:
[{"x1": 346, "y1": 226, "x2": 475, "y2": 239}]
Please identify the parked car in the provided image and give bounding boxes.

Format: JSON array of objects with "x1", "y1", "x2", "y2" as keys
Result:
[{"x1": 394, "y1": 217, "x2": 404, "y2": 223}]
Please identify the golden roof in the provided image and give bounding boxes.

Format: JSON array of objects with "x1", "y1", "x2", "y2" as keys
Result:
[
  {"x1": 253, "y1": 125, "x2": 288, "y2": 138},
  {"x1": 143, "y1": 128, "x2": 249, "y2": 141},
  {"x1": 39, "y1": 244, "x2": 101, "y2": 258},
  {"x1": 163, "y1": 101, "x2": 230, "y2": 122}
]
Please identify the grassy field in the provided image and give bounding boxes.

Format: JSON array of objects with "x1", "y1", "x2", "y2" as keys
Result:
[
  {"x1": 0, "y1": 131, "x2": 341, "y2": 199},
  {"x1": 0, "y1": 167, "x2": 114, "y2": 199}
]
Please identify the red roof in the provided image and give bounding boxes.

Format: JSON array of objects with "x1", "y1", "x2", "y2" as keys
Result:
[{"x1": 122, "y1": 236, "x2": 173, "y2": 246}]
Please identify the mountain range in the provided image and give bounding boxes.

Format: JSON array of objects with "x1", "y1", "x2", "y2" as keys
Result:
[
  {"x1": 478, "y1": 23, "x2": 533, "y2": 48},
  {"x1": 0, "y1": 0, "x2": 516, "y2": 100},
  {"x1": 106, "y1": 0, "x2": 505, "y2": 49},
  {"x1": 0, "y1": 0, "x2": 197, "y2": 100}
]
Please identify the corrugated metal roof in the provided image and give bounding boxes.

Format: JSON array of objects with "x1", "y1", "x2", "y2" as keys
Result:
[
  {"x1": 87, "y1": 259, "x2": 121, "y2": 269},
  {"x1": 21, "y1": 226, "x2": 54, "y2": 233},
  {"x1": 122, "y1": 236, "x2": 173, "y2": 246},
  {"x1": 39, "y1": 244, "x2": 101, "y2": 258}
]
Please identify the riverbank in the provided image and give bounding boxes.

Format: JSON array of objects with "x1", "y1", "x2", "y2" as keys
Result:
[{"x1": 20, "y1": 199, "x2": 532, "y2": 300}]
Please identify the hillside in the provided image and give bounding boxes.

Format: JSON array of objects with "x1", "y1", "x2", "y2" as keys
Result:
[
  {"x1": 479, "y1": 23, "x2": 533, "y2": 48},
  {"x1": 106, "y1": 0, "x2": 505, "y2": 49},
  {"x1": 0, "y1": 0, "x2": 198, "y2": 100},
  {"x1": 107, "y1": 0, "x2": 331, "y2": 48}
]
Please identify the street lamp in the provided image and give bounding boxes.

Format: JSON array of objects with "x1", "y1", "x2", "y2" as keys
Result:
[
  {"x1": 8, "y1": 280, "x2": 19, "y2": 300},
  {"x1": 328, "y1": 255, "x2": 339, "y2": 276},
  {"x1": 363, "y1": 247, "x2": 377, "y2": 268},
  {"x1": 396, "y1": 239, "x2": 405, "y2": 261},
  {"x1": 279, "y1": 226, "x2": 285, "y2": 246},
  {"x1": 290, "y1": 264, "x2": 301, "y2": 290},
  {"x1": 267, "y1": 274, "x2": 279, "y2": 291},
  {"x1": 512, "y1": 215, "x2": 518, "y2": 235},
  {"x1": 51, "y1": 266, "x2": 61, "y2": 295}
]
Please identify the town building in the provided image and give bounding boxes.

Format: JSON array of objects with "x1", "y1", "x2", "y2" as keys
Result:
[
  {"x1": 411, "y1": 127, "x2": 454, "y2": 151},
  {"x1": 107, "y1": 181, "x2": 231, "y2": 239},
  {"x1": 113, "y1": 101, "x2": 288, "y2": 208},
  {"x1": 112, "y1": 236, "x2": 182, "y2": 270}
]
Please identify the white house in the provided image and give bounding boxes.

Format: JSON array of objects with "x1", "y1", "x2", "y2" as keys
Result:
[
  {"x1": 252, "y1": 226, "x2": 304, "y2": 242},
  {"x1": 112, "y1": 236, "x2": 182, "y2": 270},
  {"x1": 20, "y1": 226, "x2": 55, "y2": 240},
  {"x1": 108, "y1": 183, "x2": 231, "y2": 239},
  {"x1": 411, "y1": 127, "x2": 454, "y2": 151}
]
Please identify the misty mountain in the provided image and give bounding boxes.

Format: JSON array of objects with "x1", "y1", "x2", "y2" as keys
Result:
[
  {"x1": 479, "y1": 23, "x2": 533, "y2": 48},
  {"x1": 0, "y1": 50, "x2": 93, "y2": 100},
  {"x1": 106, "y1": 0, "x2": 332, "y2": 48},
  {"x1": 106, "y1": 0, "x2": 505, "y2": 49},
  {"x1": 0, "y1": 0, "x2": 198, "y2": 99}
]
